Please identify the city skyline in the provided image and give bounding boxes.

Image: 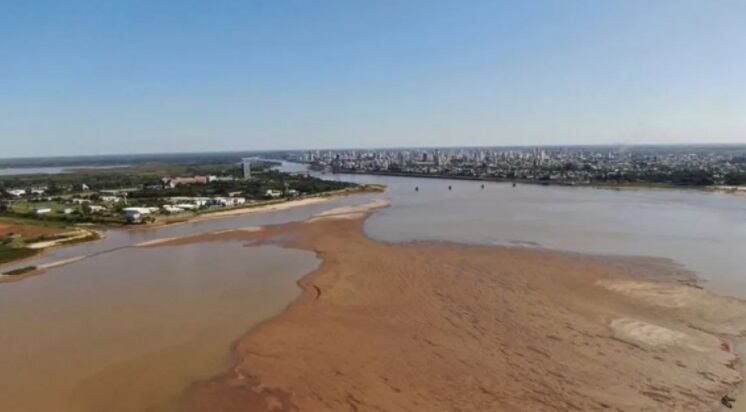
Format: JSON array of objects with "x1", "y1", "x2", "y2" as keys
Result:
[
  {"x1": 2, "y1": 0, "x2": 746, "y2": 157},
  {"x1": 2, "y1": 142, "x2": 746, "y2": 162},
  {"x1": 3, "y1": 142, "x2": 746, "y2": 162}
]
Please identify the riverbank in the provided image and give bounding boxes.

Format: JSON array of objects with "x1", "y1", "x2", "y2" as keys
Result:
[
  {"x1": 0, "y1": 216, "x2": 102, "y2": 270},
  {"x1": 0, "y1": 184, "x2": 385, "y2": 272},
  {"x1": 154, "y1": 199, "x2": 746, "y2": 411},
  {"x1": 331, "y1": 169, "x2": 746, "y2": 193},
  {"x1": 187, "y1": 185, "x2": 384, "y2": 223}
]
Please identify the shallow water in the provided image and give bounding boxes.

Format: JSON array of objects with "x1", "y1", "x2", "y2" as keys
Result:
[
  {"x1": 0, "y1": 179, "x2": 380, "y2": 411},
  {"x1": 322, "y1": 173, "x2": 746, "y2": 298},
  {"x1": 0, "y1": 242, "x2": 318, "y2": 411},
  {"x1": 0, "y1": 192, "x2": 379, "y2": 273}
]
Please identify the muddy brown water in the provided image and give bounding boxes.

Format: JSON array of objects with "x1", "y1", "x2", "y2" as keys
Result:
[
  {"x1": 0, "y1": 242, "x2": 319, "y2": 411},
  {"x1": 1, "y1": 163, "x2": 745, "y2": 410}
]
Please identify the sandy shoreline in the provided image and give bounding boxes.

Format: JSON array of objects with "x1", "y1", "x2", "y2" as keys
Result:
[
  {"x1": 141, "y1": 186, "x2": 384, "y2": 229},
  {"x1": 0, "y1": 227, "x2": 104, "y2": 282},
  {"x1": 190, "y1": 197, "x2": 329, "y2": 221},
  {"x1": 139, "y1": 200, "x2": 746, "y2": 411},
  {"x1": 0, "y1": 188, "x2": 378, "y2": 278}
]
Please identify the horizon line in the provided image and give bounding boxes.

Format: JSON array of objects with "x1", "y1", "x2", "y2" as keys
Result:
[{"x1": 2, "y1": 142, "x2": 746, "y2": 162}]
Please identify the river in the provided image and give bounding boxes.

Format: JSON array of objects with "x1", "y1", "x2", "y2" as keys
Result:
[
  {"x1": 0, "y1": 160, "x2": 744, "y2": 410},
  {"x1": 326, "y1": 172, "x2": 746, "y2": 298}
]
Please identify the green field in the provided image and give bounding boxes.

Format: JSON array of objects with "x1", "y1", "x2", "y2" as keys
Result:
[{"x1": 6, "y1": 200, "x2": 73, "y2": 214}]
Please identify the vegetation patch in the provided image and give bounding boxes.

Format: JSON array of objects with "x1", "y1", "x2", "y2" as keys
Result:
[
  {"x1": 0, "y1": 245, "x2": 39, "y2": 265},
  {"x1": 2, "y1": 266, "x2": 37, "y2": 276},
  {"x1": 1, "y1": 161, "x2": 357, "y2": 227}
]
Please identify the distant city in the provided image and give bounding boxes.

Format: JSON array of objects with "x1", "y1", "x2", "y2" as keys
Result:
[{"x1": 281, "y1": 145, "x2": 746, "y2": 188}]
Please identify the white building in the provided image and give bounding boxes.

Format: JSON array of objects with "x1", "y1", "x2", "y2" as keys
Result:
[
  {"x1": 242, "y1": 159, "x2": 251, "y2": 179},
  {"x1": 167, "y1": 197, "x2": 210, "y2": 207},
  {"x1": 33, "y1": 207, "x2": 52, "y2": 215},
  {"x1": 265, "y1": 189, "x2": 283, "y2": 198},
  {"x1": 6, "y1": 189, "x2": 25, "y2": 197},
  {"x1": 209, "y1": 197, "x2": 246, "y2": 207},
  {"x1": 122, "y1": 207, "x2": 154, "y2": 221},
  {"x1": 162, "y1": 205, "x2": 184, "y2": 214},
  {"x1": 174, "y1": 203, "x2": 198, "y2": 210}
]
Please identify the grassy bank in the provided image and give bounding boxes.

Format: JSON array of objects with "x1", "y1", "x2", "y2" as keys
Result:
[
  {"x1": 0, "y1": 245, "x2": 39, "y2": 265},
  {"x1": 0, "y1": 215, "x2": 101, "y2": 266},
  {"x1": 0, "y1": 183, "x2": 384, "y2": 266}
]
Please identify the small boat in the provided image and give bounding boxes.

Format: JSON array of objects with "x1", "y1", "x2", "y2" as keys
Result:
[
  {"x1": 415, "y1": 186, "x2": 419, "y2": 192},
  {"x1": 512, "y1": 183, "x2": 517, "y2": 187},
  {"x1": 481, "y1": 184, "x2": 485, "y2": 189},
  {"x1": 448, "y1": 185, "x2": 452, "y2": 191}
]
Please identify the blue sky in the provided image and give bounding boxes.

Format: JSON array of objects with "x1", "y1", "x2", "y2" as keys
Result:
[{"x1": 1, "y1": 0, "x2": 745, "y2": 157}]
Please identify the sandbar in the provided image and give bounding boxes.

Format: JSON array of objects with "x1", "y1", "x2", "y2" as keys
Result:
[{"x1": 168, "y1": 200, "x2": 746, "y2": 411}]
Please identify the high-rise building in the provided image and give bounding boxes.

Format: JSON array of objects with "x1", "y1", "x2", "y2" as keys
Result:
[{"x1": 242, "y1": 159, "x2": 251, "y2": 179}]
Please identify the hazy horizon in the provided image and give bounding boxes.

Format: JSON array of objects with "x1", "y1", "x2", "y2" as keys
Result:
[
  {"x1": 2, "y1": 0, "x2": 745, "y2": 157},
  {"x1": 3, "y1": 142, "x2": 746, "y2": 164}
]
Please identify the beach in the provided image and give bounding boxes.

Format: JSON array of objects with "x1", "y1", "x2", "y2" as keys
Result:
[
  {"x1": 164, "y1": 186, "x2": 384, "y2": 225},
  {"x1": 156, "y1": 200, "x2": 746, "y2": 411}
]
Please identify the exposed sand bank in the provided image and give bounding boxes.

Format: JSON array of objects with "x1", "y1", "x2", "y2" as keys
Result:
[
  {"x1": 133, "y1": 227, "x2": 263, "y2": 247},
  {"x1": 0, "y1": 254, "x2": 92, "y2": 283},
  {"x1": 25, "y1": 229, "x2": 97, "y2": 249},
  {"x1": 0, "y1": 186, "x2": 384, "y2": 270},
  {"x1": 181, "y1": 186, "x2": 385, "y2": 224},
  {"x1": 0, "y1": 227, "x2": 104, "y2": 279},
  {"x1": 37, "y1": 255, "x2": 89, "y2": 270},
  {"x1": 305, "y1": 199, "x2": 390, "y2": 222},
  {"x1": 164, "y1": 200, "x2": 746, "y2": 411},
  {"x1": 190, "y1": 198, "x2": 329, "y2": 221}
]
